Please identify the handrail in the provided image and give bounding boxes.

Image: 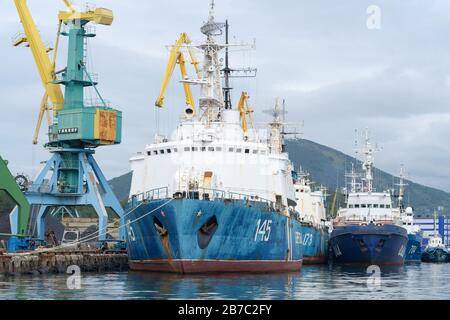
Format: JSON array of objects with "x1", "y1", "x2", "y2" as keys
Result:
[{"x1": 128, "y1": 186, "x2": 277, "y2": 212}]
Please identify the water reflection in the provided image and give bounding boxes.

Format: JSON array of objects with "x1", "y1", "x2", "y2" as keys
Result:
[{"x1": 0, "y1": 264, "x2": 449, "y2": 300}]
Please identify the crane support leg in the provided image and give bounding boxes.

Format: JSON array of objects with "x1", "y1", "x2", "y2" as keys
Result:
[
  {"x1": 25, "y1": 150, "x2": 126, "y2": 244},
  {"x1": 87, "y1": 154, "x2": 125, "y2": 240},
  {"x1": 0, "y1": 156, "x2": 32, "y2": 252}
]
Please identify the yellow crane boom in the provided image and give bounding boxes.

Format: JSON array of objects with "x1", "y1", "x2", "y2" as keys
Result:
[
  {"x1": 155, "y1": 33, "x2": 201, "y2": 115},
  {"x1": 13, "y1": 0, "x2": 64, "y2": 144},
  {"x1": 237, "y1": 92, "x2": 255, "y2": 136},
  {"x1": 13, "y1": 0, "x2": 64, "y2": 111},
  {"x1": 62, "y1": 0, "x2": 76, "y2": 13}
]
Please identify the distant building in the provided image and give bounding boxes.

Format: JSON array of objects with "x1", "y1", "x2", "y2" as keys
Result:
[{"x1": 415, "y1": 215, "x2": 450, "y2": 247}]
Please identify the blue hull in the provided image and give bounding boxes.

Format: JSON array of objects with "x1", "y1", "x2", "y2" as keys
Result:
[
  {"x1": 301, "y1": 224, "x2": 329, "y2": 264},
  {"x1": 421, "y1": 247, "x2": 448, "y2": 263},
  {"x1": 405, "y1": 233, "x2": 422, "y2": 263},
  {"x1": 329, "y1": 223, "x2": 408, "y2": 265},
  {"x1": 125, "y1": 199, "x2": 303, "y2": 273}
]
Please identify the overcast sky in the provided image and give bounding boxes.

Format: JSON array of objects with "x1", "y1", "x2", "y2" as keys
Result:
[{"x1": 1, "y1": 0, "x2": 450, "y2": 192}]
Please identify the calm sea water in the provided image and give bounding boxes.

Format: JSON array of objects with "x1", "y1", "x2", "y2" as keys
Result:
[{"x1": 0, "y1": 264, "x2": 449, "y2": 300}]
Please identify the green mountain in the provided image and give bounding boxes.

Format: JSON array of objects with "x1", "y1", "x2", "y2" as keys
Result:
[
  {"x1": 3, "y1": 139, "x2": 447, "y2": 218},
  {"x1": 285, "y1": 139, "x2": 450, "y2": 217},
  {"x1": 108, "y1": 171, "x2": 133, "y2": 206}
]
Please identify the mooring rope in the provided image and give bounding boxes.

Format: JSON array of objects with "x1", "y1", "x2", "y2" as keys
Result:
[{"x1": 16, "y1": 198, "x2": 175, "y2": 256}]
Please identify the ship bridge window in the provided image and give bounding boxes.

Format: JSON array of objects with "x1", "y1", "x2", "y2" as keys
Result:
[
  {"x1": 368, "y1": 204, "x2": 373, "y2": 208},
  {"x1": 153, "y1": 150, "x2": 158, "y2": 155},
  {"x1": 349, "y1": 204, "x2": 354, "y2": 208},
  {"x1": 253, "y1": 150, "x2": 258, "y2": 154},
  {"x1": 361, "y1": 204, "x2": 367, "y2": 208},
  {"x1": 147, "y1": 151, "x2": 151, "y2": 156},
  {"x1": 174, "y1": 148, "x2": 178, "y2": 153},
  {"x1": 192, "y1": 147, "x2": 198, "y2": 151},
  {"x1": 245, "y1": 149, "x2": 250, "y2": 154},
  {"x1": 373, "y1": 204, "x2": 379, "y2": 208},
  {"x1": 184, "y1": 147, "x2": 190, "y2": 152},
  {"x1": 236, "y1": 148, "x2": 242, "y2": 153},
  {"x1": 160, "y1": 150, "x2": 165, "y2": 154},
  {"x1": 216, "y1": 147, "x2": 222, "y2": 151},
  {"x1": 229, "y1": 147, "x2": 234, "y2": 152},
  {"x1": 201, "y1": 147, "x2": 206, "y2": 151},
  {"x1": 380, "y1": 204, "x2": 385, "y2": 208},
  {"x1": 386, "y1": 205, "x2": 391, "y2": 208},
  {"x1": 167, "y1": 149, "x2": 171, "y2": 154},
  {"x1": 208, "y1": 147, "x2": 215, "y2": 151},
  {"x1": 354, "y1": 204, "x2": 360, "y2": 208}
]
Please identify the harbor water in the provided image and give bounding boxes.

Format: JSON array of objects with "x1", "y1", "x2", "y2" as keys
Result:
[{"x1": 0, "y1": 264, "x2": 449, "y2": 300}]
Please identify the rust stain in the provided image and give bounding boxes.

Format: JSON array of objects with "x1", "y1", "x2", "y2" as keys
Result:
[
  {"x1": 159, "y1": 232, "x2": 179, "y2": 272},
  {"x1": 98, "y1": 110, "x2": 117, "y2": 142}
]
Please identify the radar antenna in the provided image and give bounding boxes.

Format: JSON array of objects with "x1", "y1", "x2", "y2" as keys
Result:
[{"x1": 201, "y1": 0, "x2": 226, "y2": 37}]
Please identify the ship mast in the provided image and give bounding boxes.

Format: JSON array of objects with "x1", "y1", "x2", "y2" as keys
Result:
[
  {"x1": 221, "y1": 20, "x2": 257, "y2": 110},
  {"x1": 197, "y1": 0, "x2": 226, "y2": 123},
  {"x1": 181, "y1": 0, "x2": 257, "y2": 124},
  {"x1": 396, "y1": 165, "x2": 408, "y2": 209},
  {"x1": 268, "y1": 98, "x2": 284, "y2": 154},
  {"x1": 346, "y1": 163, "x2": 359, "y2": 193},
  {"x1": 358, "y1": 128, "x2": 378, "y2": 193},
  {"x1": 434, "y1": 209, "x2": 438, "y2": 237},
  {"x1": 223, "y1": 20, "x2": 232, "y2": 110}
]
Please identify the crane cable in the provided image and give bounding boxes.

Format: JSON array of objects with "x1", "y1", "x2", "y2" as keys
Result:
[{"x1": 16, "y1": 197, "x2": 175, "y2": 256}]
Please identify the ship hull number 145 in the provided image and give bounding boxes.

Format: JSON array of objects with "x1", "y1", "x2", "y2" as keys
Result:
[{"x1": 255, "y1": 219, "x2": 272, "y2": 242}]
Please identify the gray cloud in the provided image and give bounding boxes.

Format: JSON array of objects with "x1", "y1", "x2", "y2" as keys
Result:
[{"x1": 1, "y1": 0, "x2": 450, "y2": 193}]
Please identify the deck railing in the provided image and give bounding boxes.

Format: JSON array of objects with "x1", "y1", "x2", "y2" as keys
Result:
[{"x1": 128, "y1": 186, "x2": 278, "y2": 212}]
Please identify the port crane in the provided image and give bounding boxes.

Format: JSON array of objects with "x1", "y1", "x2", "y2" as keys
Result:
[
  {"x1": 13, "y1": 0, "x2": 113, "y2": 144},
  {"x1": 155, "y1": 32, "x2": 201, "y2": 115},
  {"x1": 12, "y1": 0, "x2": 125, "y2": 248},
  {"x1": 0, "y1": 156, "x2": 31, "y2": 251}
]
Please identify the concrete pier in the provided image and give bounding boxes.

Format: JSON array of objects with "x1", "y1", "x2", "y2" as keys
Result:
[{"x1": 0, "y1": 250, "x2": 128, "y2": 275}]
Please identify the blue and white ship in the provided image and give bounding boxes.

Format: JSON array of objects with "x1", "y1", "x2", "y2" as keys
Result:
[
  {"x1": 125, "y1": 3, "x2": 303, "y2": 273},
  {"x1": 294, "y1": 171, "x2": 329, "y2": 264},
  {"x1": 422, "y1": 212, "x2": 448, "y2": 263},
  {"x1": 421, "y1": 235, "x2": 448, "y2": 263},
  {"x1": 329, "y1": 131, "x2": 408, "y2": 266},
  {"x1": 397, "y1": 166, "x2": 423, "y2": 263}
]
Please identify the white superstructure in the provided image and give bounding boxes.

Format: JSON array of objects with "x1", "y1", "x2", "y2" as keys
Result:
[
  {"x1": 334, "y1": 130, "x2": 401, "y2": 226},
  {"x1": 397, "y1": 166, "x2": 422, "y2": 236},
  {"x1": 401, "y1": 207, "x2": 421, "y2": 235},
  {"x1": 294, "y1": 172, "x2": 327, "y2": 227},
  {"x1": 129, "y1": 3, "x2": 297, "y2": 215},
  {"x1": 426, "y1": 236, "x2": 446, "y2": 250},
  {"x1": 425, "y1": 211, "x2": 446, "y2": 250}
]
